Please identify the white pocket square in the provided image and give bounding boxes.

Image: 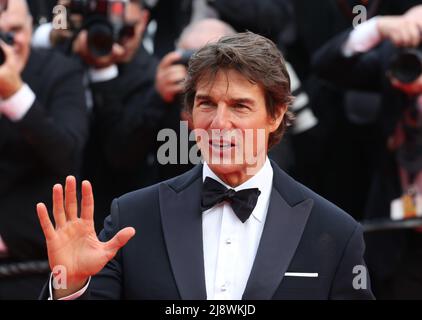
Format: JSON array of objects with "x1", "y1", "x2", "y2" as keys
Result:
[{"x1": 284, "y1": 272, "x2": 319, "y2": 278}]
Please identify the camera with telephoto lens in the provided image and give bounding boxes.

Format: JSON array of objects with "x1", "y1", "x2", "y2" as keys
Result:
[
  {"x1": 68, "y1": 0, "x2": 133, "y2": 57},
  {"x1": 173, "y1": 49, "x2": 196, "y2": 67},
  {"x1": 389, "y1": 44, "x2": 422, "y2": 84}
]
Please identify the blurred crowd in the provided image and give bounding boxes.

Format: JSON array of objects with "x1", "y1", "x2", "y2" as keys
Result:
[{"x1": 0, "y1": 0, "x2": 422, "y2": 299}]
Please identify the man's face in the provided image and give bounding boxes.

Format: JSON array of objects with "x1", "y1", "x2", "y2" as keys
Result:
[
  {"x1": 0, "y1": 0, "x2": 32, "y2": 73},
  {"x1": 192, "y1": 69, "x2": 285, "y2": 181},
  {"x1": 118, "y1": 2, "x2": 148, "y2": 63}
]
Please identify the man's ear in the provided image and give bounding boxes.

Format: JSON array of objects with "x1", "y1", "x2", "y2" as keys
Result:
[{"x1": 269, "y1": 104, "x2": 287, "y2": 133}]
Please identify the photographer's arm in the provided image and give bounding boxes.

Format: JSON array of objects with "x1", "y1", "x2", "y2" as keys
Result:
[
  {"x1": 313, "y1": 12, "x2": 422, "y2": 92},
  {"x1": 0, "y1": 43, "x2": 88, "y2": 177}
]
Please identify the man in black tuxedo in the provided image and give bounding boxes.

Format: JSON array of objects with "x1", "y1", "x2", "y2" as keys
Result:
[
  {"x1": 0, "y1": 0, "x2": 88, "y2": 299},
  {"x1": 37, "y1": 32, "x2": 374, "y2": 300}
]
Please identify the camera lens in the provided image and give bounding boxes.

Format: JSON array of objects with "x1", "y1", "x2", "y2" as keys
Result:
[
  {"x1": 390, "y1": 49, "x2": 422, "y2": 84},
  {"x1": 87, "y1": 22, "x2": 114, "y2": 57}
]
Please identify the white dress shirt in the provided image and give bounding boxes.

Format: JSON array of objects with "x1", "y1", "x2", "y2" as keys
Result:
[
  {"x1": 342, "y1": 17, "x2": 382, "y2": 57},
  {"x1": 49, "y1": 158, "x2": 274, "y2": 300},
  {"x1": 0, "y1": 84, "x2": 36, "y2": 122},
  {"x1": 202, "y1": 157, "x2": 273, "y2": 300}
]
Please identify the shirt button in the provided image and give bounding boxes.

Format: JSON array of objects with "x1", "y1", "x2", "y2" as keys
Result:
[
  {"x1": 221, "y1": 283, "x2": 228, "y2": 292},
  {"x1": 225, "y1": 238, "x2": 232, "y2": 245}
]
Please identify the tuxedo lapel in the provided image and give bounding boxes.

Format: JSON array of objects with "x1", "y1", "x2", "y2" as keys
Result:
[
  {"x1": 242, "y1": 162, "x2": 314, "y2": 300},
  {"x1": 159, "y1": 165, "x2": 207, "y2": 300}
]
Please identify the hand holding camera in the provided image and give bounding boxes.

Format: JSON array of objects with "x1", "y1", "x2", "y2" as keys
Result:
[
  {"x1": 155, "y1": 50, "x2": 194, "y2": 103},
  {"x1": 67, "y1": 0, "x2": 135, "y2": 55},
  {"x1": 73, "y1": 29, "x2": 125, "y2": 68},
  {"x1": 378, "y1": 6, "x2": 422, "y2": 93},
  {"x1": 377, "y1": 16, "x2": 422, "y2": 48}
]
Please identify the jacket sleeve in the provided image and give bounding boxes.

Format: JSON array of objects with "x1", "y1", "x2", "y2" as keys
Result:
[
  {"x1": 329, "y1": 224, "x2": 375, "y2": 300},
  {"x1": 14, "y1": 58, "x2": 88, "y2": 176},
  {"x1": 312, "y1": 29, "x2": 384, "y2": 92}
]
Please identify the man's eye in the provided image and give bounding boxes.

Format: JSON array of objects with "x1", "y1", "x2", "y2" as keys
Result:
[
  {"x1": 235, "y1": 104, "x2": 250, "y2": 110},
  {"x1": 199, "y1": 101, "x2": 213, "y2": 107}
]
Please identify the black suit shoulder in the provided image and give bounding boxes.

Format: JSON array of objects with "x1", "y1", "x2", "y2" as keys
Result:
[
  {"x1": 24, "y1": 48, "x2": 84, "y2": 79},
  {"x1": 303, "y1": 181, "x2": 359, "y2": 233},
  {"x1": 272, "y1": 163, "x2": 361, "y2": 246}
]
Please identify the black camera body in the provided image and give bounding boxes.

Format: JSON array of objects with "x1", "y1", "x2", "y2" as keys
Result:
[
  {"x1": 68, "y1": 0, "x2": 128, "y2": 57},
  {"x1": 0, "y1": 31, "x2": 14, "y2": 66},
  {"x1": 173, "y1": 49, "x2": 196, "y2": 67},
  {"x1": 389, "y1": 44, "x2": 422, "y2": 84}
]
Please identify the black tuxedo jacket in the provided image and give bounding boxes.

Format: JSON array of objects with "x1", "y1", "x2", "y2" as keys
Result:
[{"x1": 43, "y1": 161, "x2": 374, "y2": 300}]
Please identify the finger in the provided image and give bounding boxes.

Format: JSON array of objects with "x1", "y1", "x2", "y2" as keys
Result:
[
  {"x1": 162, "y1": 65, "x2": 187, "y2": 79},
  {"x1": 104, "y1": 227, "x2": 136, "y2": 256},
  {"x1": 164, "y1": 70, "x2": 187, "y2": 85},
  {"x1": 408, "y1": 24, "x2": 421, "y2": 47},
  {"x1": 80, "y1": 180, "x2": 94, "y2": 221},
  {"x1": 52, "y1": 184, "x2": 66, "y2": 228},
  {"x1": 112, "y1": 43, "x2": 125, "y2": 58},
  {"x1": 166, "y1": 83, "x2": 186, "y2": 94},
  {"x1": 65, "y1": 176, "x2": 78, "y2": 221},
  {"x1": 37, "y1": 203, "x2": 56, "y2": 241},
  {"x1": 0, "y1": 41, "x2": 14, "y2": 63},
  {"x1": 399, "y1": 26, "x2": 415, "y2": 47},
  {"x1": 158, "y1": 51, "x2": 182, "y2": 69},
  {"x1": 73, "y1": 31, "x2": 88, "y2": 55},
  {"x1": 391, "y1": 32, "x2": 406, "y2": 47},
  {"x1": 166, "y1": 72, "x2": 187, "y2": 86}
]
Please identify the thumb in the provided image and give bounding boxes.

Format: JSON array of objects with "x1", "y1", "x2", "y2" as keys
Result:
[
  {"x1": 73, "y1": 30, "x2": 88, "y2": 55},
  {"x1": 104, "y1": 227, "x2": 136, "y2": 256},
  {"x1": 111, "y1": 43, "x2": 125, "y2": 60}
]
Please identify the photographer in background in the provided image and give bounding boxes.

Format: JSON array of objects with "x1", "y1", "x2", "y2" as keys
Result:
[
  {"x1": 313, "y1": 4, "x2": 422, "y2": 299},
  {"x1": 0, "y1": 0, "x2": 88, "y2": 299},
  {"x1": 63, "y1": 0, "x2": 180, "y2": 231}
]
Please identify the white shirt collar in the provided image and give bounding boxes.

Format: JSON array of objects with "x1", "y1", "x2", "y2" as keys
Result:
[{"x1": 202, "y1": 157, "x2": 274, "y2": 222}]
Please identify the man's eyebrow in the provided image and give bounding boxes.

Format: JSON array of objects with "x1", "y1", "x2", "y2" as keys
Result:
[
  {"x1": 8, "y1": 24, "x2": 24, "y2": 30},
  {"x1": 195, "y1": 95, "x2": 256, "y2": 106},
  {"x1": 229, "y1": 98, "x2": 256, "y2": 106},
  {"x1": 195, "y1": 94, "x2": 214, "y2": 101}
]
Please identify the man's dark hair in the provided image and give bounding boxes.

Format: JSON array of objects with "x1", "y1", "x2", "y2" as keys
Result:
[{"x1": 184, "y1": 31, "x2": 294, "y2": 149}]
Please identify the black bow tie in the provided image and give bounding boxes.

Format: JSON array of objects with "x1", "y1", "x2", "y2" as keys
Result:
[{"x1": 201, "y1": 177, "x2": 261, "y2": 223}]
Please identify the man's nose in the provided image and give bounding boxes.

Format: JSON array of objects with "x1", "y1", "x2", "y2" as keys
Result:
[{"x1": 209, "y1": 104, "x2": 233, "y2": 130}]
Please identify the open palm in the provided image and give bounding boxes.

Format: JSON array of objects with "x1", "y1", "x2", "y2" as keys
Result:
[{"x1": 37, "y1": 176, "x2": 135, "y2": 286}]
